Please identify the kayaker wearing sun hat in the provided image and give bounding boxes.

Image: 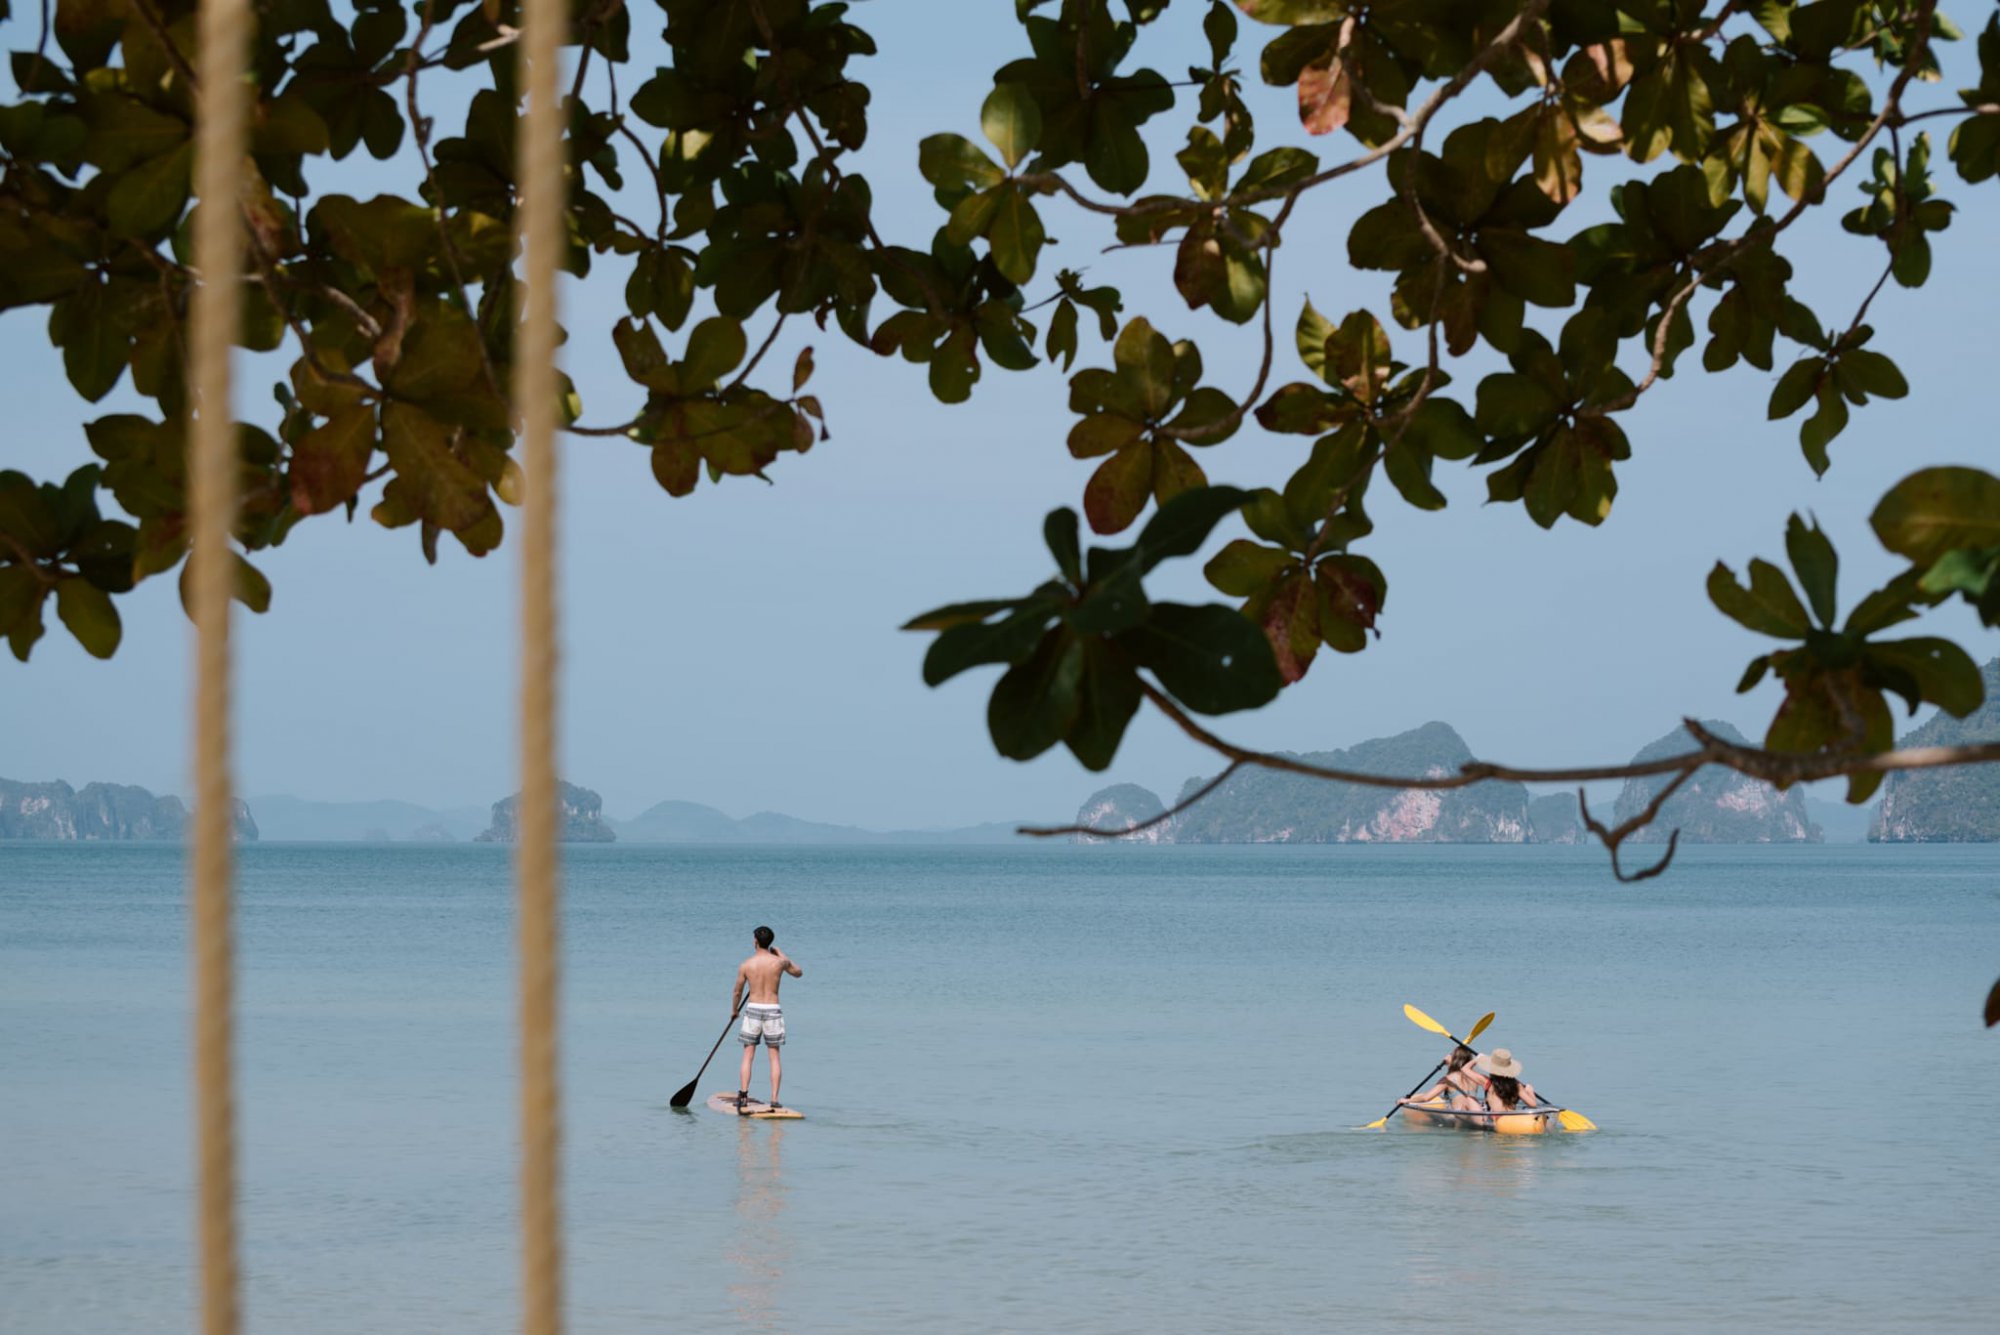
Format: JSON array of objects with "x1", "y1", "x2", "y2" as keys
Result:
[{"x1": 1478, "y1": 1048, "x2": 1539, "y2": 1111}]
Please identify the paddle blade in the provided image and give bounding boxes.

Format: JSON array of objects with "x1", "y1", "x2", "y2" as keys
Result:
[
  {"x1": 1466, "y1": 1011, "x2": 1496, "y2": 1043},
  {"x1": 1360, "y1": 1116, "x2": 1389, "y2": 1130},
  {"x1": 1557, "y1": 1109, "x2": 1597, "y2": 1132},
  {"x1": 669, "y1": 1078, "x2": 699, "y2": 1109},
  {"x1": 1403, "y1": 1003, "x2": 1449, "y2": 1036}
]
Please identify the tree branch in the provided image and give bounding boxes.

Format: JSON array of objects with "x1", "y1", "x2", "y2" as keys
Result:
[{"x1": 1023, "y1": 678, "x2": 2000, "y2": 857}]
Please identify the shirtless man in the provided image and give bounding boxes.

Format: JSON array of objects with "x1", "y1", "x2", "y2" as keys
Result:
[{"x1": 731, "y1": 925, "x2": 802, "y2": 1112}]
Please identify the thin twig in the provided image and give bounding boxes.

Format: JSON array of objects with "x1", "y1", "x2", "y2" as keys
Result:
[
  {"x1": 729, "y1": 315, "x2": 789, "y2": 392},
  {"x1": 1577, "y1": 769, "x2": 1692, "y2": 883},
  {"x1": 1024, "y1": 761, "x2": 1244, "y2": 839}
]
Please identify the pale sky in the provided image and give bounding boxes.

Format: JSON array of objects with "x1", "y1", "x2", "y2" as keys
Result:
[{"x1": 3, "y1": 4, "x2": 1994, "y2": 827}]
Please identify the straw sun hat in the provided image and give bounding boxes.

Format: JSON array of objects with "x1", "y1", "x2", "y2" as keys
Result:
[{"x1": 1478, "y1": 1048, "x2": 1524, "y2": 1079}]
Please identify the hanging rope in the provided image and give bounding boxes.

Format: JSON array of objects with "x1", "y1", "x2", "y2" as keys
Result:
[
  {"x1": 513, "y1": 0, "x2": 568, "y2": 1329},
  {"x1": 188, "y1": 0, "x2": 253, "y2": 1329}
]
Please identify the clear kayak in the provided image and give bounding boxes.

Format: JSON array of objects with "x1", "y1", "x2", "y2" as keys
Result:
[{"x1": 1399, "y1": 1099, "x2": 1564, "y2": 1135}]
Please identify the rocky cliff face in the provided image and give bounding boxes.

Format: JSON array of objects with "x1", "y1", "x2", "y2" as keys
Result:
[
  {"x1": 474, "y1": 781, "x2": 617, "y2": 843},
  {"x1": 1070, "y1": 783, "x2": 1172, "y2": 843},
  {"x1": 0, "y1": 778, "x2": 258, "y2": 841},
  {"x1": 1612, "y1": 720, "x2": 1820, "y2": 843},
  {"x1": 1527, "y1": 793, "x2": 1587, "y2": 844},
  {"x1": 1872, "y1": 659, "x2": 2000, "y2": 842},
  {"x1": 1074, "y1": 723, "x2": 1532, "y2": 844}
]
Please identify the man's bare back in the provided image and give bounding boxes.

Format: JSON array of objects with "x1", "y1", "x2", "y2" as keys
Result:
[{"x1": 733, "y1": 945, "x2": 800, "y2": 1007}]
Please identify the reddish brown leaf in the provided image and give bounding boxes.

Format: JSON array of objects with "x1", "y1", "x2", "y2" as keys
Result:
[
  {"x1": 1315, "y1": 556, "x2": 1384, "y2": 653},
  {"x1": 1298, "y1": 56, "x2": 1353, "y2": 137},
  {"x1": 1297, "y1": 18, "x2": 1357, "y2": 137},
  {"x1": 289, "y1": 405, "x2": 377, "y2": 515},
  {"x1": 650, "y1": 439, "x2": 699, "y2": 497},
  {"x1": 1084, "y1": 441, "x2": 1154, "y2": 535},
  {"x1": 1151, "y1": 439, "x2": 1208, "y2": 505},
  {"x1": 1260, "y1": 571, "x2": 1319, "y2": 683}
]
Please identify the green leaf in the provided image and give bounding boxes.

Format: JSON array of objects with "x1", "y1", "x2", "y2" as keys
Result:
[
  {"x1": 1843, "y1": 572, "x2": 1925, "y2": 637},
  {"x1": 1871, "y1": 468, "x2": 2000, "y2": 563},
  {"x1": 1044, "y1": 508, "x2": 1082, "y2": 583},
  {"x1": 1768, "y1": 358, "x2": 1823, "y2": 420},
  {"x1": 682, "y1": 317, "x2": 748, "y2": 391},
  {"x1": 1475, "y1": 373, "x2": 1560, "y2": 436},
  {"x1": 987, "y1": 627, "x2": 1084, "y2": 760},
  {"x1": 1401, "y1": 397, "x2": 1480, "y2": 461},
  {"x1": 1236, "y1": 146, "x2": 1318, "y2": 195},
  {"x1": 55, "y1": 575, "x2": 119, "y2": 658},
  {"x1": 1070, "y1": 557, "x2": 1149, "y2": 634},
  {"x1": 54, "y1": 284, "x2": 128, "y2": 403},
  {"x1": 0, "y1": 470, "x2": 61, "y2": 557},
  {"x1": 1047, "y1": 299, "x2": 1080, "y2": 370},
  {"x1": 1799, "y1": 382, "x2": 1848, "y2": 477},
  {"x1": 1119, "y1": 601, "x2": 1283, "y2": 715},
  {"x1": 0, "y1": 565, "x2": 46, "y2": 640},
  {"x1": 1866, "y1": 637, "x2": 1985, "y2": 717},
  {"x1": 1205, "y1": 539, "x2": 1292, "y2": 596},
  {"x1": 989, "y1": 187, "x2": 1045, "y2": 285},
  {"x1": 1784, "y1": 513, "x2": 1839, "y2": 628},
  {"x1": 925, "y1": 604, "x2": 1058, "y2": 686},
  {"x1": 1137, "y1": 484, "x2": 1247, "y2": 572},
  {"x1": 1840, "y1": 349, "x2": 1909, "y2": 400},
  {"x1": 982, "y1": 84, "x2": 1042, "y2": 171},
  {"x1": 918, "y1": 134, "x2": 1006, "y2": 193},
  {"x1": 1708, "y1": 560, "x2": 1812, "y2": 638},
  {"x1": 106, "y1": 142, "x2": 192, "y2": 237},
  {"x1": 373, "y1": 404, "x2": 500, "y2": 553},
  {"x1": 1114, "y1": 318, "x2": 1177, "y2": 418},
  {"x1": 382, "y1": 308, "x2": 485, "y2": 401},
  {"x1": 903, "y1": 598, "x2": 1025, "y2": 632},
  {"x1": 1065, "y1": 639, "x2": 1143, "y2": 771}
]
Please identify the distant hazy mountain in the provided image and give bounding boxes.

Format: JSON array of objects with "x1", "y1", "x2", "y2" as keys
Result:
[
  {"x1": 1073, "y1": 723, "x2": 1533, "y2": 844},
  {"x1": 1805, "y1": 794, "x2": 1879, "y2": 844},
  {"x1": 1, "y1": 777, "x2": 257, "y2": 841},
  {"x1": 1613, "y1": 720, "x2": 1819, "y2": 843},
  {"x1": 614, "y1": 799, "x2": 1025, "y2": 845},
  {"x1": 476, "y1": 782, "x2": 617, "y2": 843},
  {"x1": 1872, "y1": 658, "x2": 2000, "y2": 842},
  {"x1": 1070, "y1": 784, "x2": 1172, "y2": 843},
  {"x1": 249, "y1": 795, "x2": 489, "y2": 842},
  {"x1": 1526, "y1": 793, "x2": 1586, "y2": 844}
]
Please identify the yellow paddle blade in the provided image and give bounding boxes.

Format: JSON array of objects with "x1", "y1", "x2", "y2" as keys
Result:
[
  {"x1": 1403, "y1": 1003, "x2": 1450, "y2": 1036},
  {"x1": 1557, "y1": 1109, "x2": 1598, "y2": 1132},
  {"x1": 1360, "y1": 1116, "x2": 1389, "y2": 1130},
  {"x1": 1466, "y1": 1011, "x2": 1496, "y2": 1043}
]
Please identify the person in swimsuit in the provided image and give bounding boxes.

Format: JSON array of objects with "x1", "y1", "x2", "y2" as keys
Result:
[
  {"x1": 1403, "y1": 1044, "x2": 1490, "y2": 1114},
  {"x1": 732, "y1": 925, "x2": 802, "y2": 1112},
  {"x1": 1478, "y1": 1048, "x2": 1539, "y2": 1112}
]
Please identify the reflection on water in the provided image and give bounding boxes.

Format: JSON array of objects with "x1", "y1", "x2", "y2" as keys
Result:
[
  {"x1": 1397, "y1": 1129, "x2": 1548, "y2": 1202},
  {"x1": 725, "y1": 1120, "x2": 789, "y2": 1328},
  {"x1": 1393, "y1": 1130, "x2": 1561, "y2": 1297}
]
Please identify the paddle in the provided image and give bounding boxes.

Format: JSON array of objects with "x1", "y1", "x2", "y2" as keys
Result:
[
  {"x1": 1403, "y1": 1003, "x2": 1598, "y2": 1132},
  {"x1": 1359, "y1": 1010, "x2": 1495, "y2": 1130},
  {"x1": 669, "y1": 1000, "x2": 744, "y2": 1110}
]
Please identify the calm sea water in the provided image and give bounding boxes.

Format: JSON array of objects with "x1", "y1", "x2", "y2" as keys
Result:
[{"x1": 2, "y1": 842, "x2": 1996, "y2": 1332}]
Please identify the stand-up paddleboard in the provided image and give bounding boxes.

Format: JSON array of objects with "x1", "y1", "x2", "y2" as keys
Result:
[{"x1": 705, "y1": 1092, "x2": 804, "y2": 1120}]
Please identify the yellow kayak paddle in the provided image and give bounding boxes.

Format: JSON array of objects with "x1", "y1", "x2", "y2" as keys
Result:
[
  {"x1": 1359, "y1": 1010, "x2": 1495, "y2": 1130},
  {"x1": 1402, "y1": 1003, "x2": 1598, "y2": 1132}
]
